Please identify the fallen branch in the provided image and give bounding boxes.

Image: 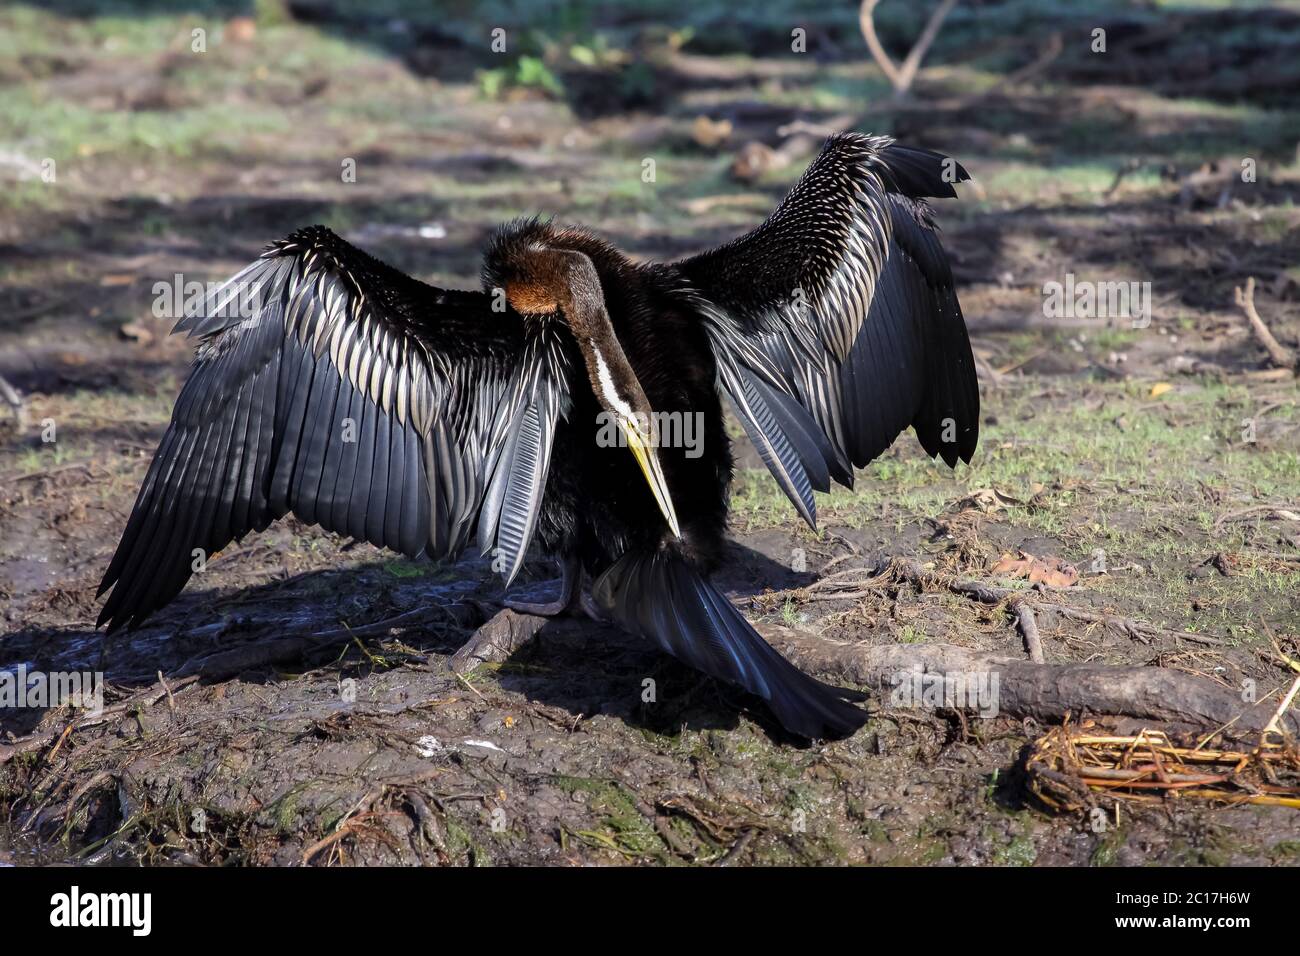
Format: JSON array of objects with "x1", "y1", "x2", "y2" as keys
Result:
[
  {"x1": 1234, "y1": 276, "x2": 1297, "y2": 371},
  {"x1": 905, "y1": 557, "x2": 1224, "y2": 647},
  {"x1": 758, "y1": 624, "x2": 1300, "y2": 736},
  {"x1": 1010, "y1": 597, "x2": 1045, "y2": 664},
  {"x1": 449, "y1": 608, "x2": 548, "y2": 674},
  {"x1": 1213, "y1": 503, "x2": 1300, "y2": 533}
]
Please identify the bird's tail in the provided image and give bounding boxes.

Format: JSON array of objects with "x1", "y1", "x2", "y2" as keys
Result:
[{"x1": 592, "y1": 549, "x2": 868, "y2": 739}]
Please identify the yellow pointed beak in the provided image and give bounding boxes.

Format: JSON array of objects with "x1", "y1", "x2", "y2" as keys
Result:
[{"x1": 621, "y1": 415, "x2": 682, "y2": 538}]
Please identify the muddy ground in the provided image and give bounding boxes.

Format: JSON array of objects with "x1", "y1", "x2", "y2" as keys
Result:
[{"x1": 1, "y1": 1, "x2": 1298, "y2": 865}]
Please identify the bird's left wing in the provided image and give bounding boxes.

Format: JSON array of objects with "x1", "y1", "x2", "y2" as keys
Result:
[
  {"x1": 675, "y1": 132, "x2": 979, "y2": 528},
  {"x1": 98, "y1": 226, "x2": 570, "y2": 631}
]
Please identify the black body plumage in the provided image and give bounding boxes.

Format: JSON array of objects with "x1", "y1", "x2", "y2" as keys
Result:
[{"x1": 98, "y1": 132, "x2": 979, "y2": 740}]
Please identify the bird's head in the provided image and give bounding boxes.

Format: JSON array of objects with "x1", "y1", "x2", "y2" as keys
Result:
[{"x1": 482, "y1": 220, "x2": 681, "y2": 538}]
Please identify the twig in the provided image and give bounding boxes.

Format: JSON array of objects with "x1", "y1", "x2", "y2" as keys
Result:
[
  {"x1": 610, "y1": 770, "x2": 696, "y2": 860},
  {"x1": 1011, "y1": 597, "x2": 1046, "y2": 664},
  {"x1": 301, "y1": 810, "x2": 403, "y2": 866},
  {"x1": 0, "y1": 373, "x2": 26, "y2": 430},
  {"x1": 971, "y1": 351, "x2": 1006, "y2": 387},
  {"x1": 859, "y1": 0, "x2": 960, "y2": 98},
  {"x1": 158, "y1": 670, "x2": 176, "y2": 712},
  {"x1": 0, "y1": 458, "x2": 95, "y2": 484},
  {"x1": 885, "y1": 557, "x2": 1230, "y2": 647},
  {"x1": 454, "y1": 671, "x2": 487, "y2": 703},
  {"x1": 716, "y1": 827, "x2": 756, "y2": 866},
  {"x1": 1213, "y1": 503, "x2": 1300, "y2": 533},
  {"x1": 1027, "y1": 725, "x2": 1299, "y2": 811},
  {"x1": 1104, "y1": 157, "x2": 1145, "y2": 199},
  {"x1": 0, "y1": 675, "x2": 200, "y2": 765},
  {"x1": 1234, "y1": 277, "x2": 1297, "y2": 371},
  {"x1": 786, "y1": 556, "x2": 1229, "y2": 648},
  {"x1": 1263, "y1": 672, "x2": 1300, "y2": 739}
]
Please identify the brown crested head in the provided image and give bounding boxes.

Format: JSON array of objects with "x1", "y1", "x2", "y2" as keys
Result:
[{"x1": 481, "y1": 217, "x2": 628, "y2": 320}]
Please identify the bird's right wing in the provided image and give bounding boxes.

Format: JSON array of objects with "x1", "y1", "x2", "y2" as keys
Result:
[
  {"x1": 676, "y1": 132, "x2": 979, "y2": 528},
  {"x1": 98, "y1": 226, "x2": 571, "y2": 631}
]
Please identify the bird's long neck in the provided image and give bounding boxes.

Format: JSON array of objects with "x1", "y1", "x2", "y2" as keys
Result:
[
  {"x1": 567, "y1": 305, "x2": 648, "y2": 429},
  {"x1": 509, "y1": 248, "x2": 650, "y2": 426}
]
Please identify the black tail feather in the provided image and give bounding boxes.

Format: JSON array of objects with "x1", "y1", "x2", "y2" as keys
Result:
[
  {"x1": 879, "y1": 143, "x2": 970, "y2": 199},
  {"x1": 593, "y1": 550, "x2": 868, "y2": 739}
]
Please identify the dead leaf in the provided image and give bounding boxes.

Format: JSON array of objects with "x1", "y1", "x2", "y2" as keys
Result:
[
  {"x1": 119, "y1": 321, "x2": 153, "y2": 345},
  {"x1": 682, "y1": 193, "x2": 766, "y2": 216},
  {"x1": 1149, "y1": 382, "x2": 1173, "y2": 398},
  {"x1": 226, "y1": 16, "x2": 257, "y2": 43},
  {"x1": 731, "y1": 141, "x2": 784, "y2": 182},
  {"x1": 955, "y1": 488, "x2": 1024, "y2": 513},
  {"x1": 991, "y1": 551, "x2": 1079, "y2": 588},
  {"x1": 691, "y1": 115, "x2": 732, "y2": 149}
]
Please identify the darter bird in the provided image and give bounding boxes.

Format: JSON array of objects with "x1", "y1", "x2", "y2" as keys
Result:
[{"x1": 98, "y1": 133, "x2": 979, "y2": 739}]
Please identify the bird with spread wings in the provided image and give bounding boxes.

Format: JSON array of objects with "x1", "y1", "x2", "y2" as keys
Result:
[{"x1": 99, "y1": 132, "x2": 978, "y2": 740}]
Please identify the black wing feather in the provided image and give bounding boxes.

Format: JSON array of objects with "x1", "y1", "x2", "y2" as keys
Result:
[
  {"x1": 593, "y1": 549, "x2": 867, "y2": 739},
  {"x1": 678, "y1": 132, "x2": 979, "y2": 526},
  {"x1": 98, "y1": 226, "x2": 571, "y2": 632}
]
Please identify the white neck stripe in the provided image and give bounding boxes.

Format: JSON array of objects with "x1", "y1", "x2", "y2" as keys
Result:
[{"x1": 591, "y1": 344, "x2": 636, "y2": 421}]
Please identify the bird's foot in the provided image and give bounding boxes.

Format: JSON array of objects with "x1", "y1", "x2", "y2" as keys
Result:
[
  {"x1": 501, "y1": 553, "x2": 579, "y2": 617},
  {"x1": 449, "y1": 608, "x2": 549, "y2": 674},
  {"x1": 502, "y1": 594, "x2": 573, "y2": 616},
  {"x1": 578, "y1": 590, "x2": 608, "y2": 624}
]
